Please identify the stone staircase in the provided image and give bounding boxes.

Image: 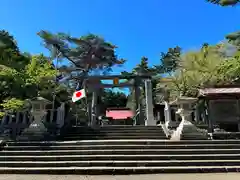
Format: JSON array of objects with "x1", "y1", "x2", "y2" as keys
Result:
[
  {"x1": 58, "y1": 125, "x2": 169, "y2": 140},
  {"x1": 1, "y1": 126, "x2": 240, "y2": 174}
]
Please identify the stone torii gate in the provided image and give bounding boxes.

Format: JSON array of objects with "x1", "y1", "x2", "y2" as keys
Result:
[{"x1": 78, "y1": 75, "x2": 155, "y2": 126}]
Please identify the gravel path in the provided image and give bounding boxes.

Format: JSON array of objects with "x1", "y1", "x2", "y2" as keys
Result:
[{"x1": 1, "y1": 173, "x2": 240, "y2": 180}]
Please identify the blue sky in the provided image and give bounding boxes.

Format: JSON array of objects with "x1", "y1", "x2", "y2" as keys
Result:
[{"x1": 1, "y1": 0, "x2": 239, "y2": 75}]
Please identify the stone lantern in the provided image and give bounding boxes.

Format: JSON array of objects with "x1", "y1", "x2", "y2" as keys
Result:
[
  {"x1": 18, "y1": 96, "x2": 52, "y2": 141},
  {"x1": 30, "y1": 96, "x2": 51, "y2": 128},
  {"x1": 170, "y1": 96, "x2": 198, "y2": 141},
  {"x1": 174, "y1": 96, "x2": 197, "y2": 122}
]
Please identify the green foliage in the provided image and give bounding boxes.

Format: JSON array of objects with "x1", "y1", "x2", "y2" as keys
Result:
[
  {"x1": 0, "y1": 30, "x2": 129, "y2": 114},
  {"x1": 206, "y1": 0, "x2": 240, "y2": 6},
  {"x1": 24, "y1": 54, "x2": 56, "y2": 85},
  {"x1": 38, "y1": 31, "x2": 125, "y2": 77},
  {"x1": 0, "y1": 98, "x2": 24, "y2": 112},
  {"x1": 166, "y1": 43, "x2": 240, "y2": 97},
  {"x1": 102, "y1": 90, "x2": 128, "y2": 108},
  {"x1": 0, "y1": 30, "x2": 61, "y2": 112},
  {"x1": 0, "y1": 31, "x2": 30, "y2": 71},
  {"x1": 206, "y1": 0, "x2": 240, "y2": 48},
  {"x1": 2, "y1": 24, "x2": 240, "y2": 113},
  {"x1": 217, "y1": 55, "x2": 240, "y2": 82},
  {"x1": 206, "y1": 0, "x2": 240, "y2": 51},
  {"x1": 131, "y1": 57, "x2": 156, "y2": 75},
  {"x1": 0, "y1": 53, "x2": 58, "y2": 112},
  {"x1": 37, "y1": 30, "x2": 127, "y2": 104},
  {"x1": 226, "y1": 31, "x2": 240, "y2": 48},
  {"x1": 0, "y1": 30, "x2": 18, "y2": 51},
  {"x1": 154, "y1": 46, "x2": 181, "y2": 74}
]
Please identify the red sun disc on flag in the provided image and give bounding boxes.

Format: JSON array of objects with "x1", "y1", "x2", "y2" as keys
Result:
[{"x1": 76, "y1": 91, "x2": 82, "y2": 97}]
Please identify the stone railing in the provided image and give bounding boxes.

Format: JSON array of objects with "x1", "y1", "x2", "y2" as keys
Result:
[{"x1": 0, "y1": 103, "x2": 65, "y2": 140}]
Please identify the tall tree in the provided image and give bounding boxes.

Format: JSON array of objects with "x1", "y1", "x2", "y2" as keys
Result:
[
  {"x1": 206, "y1": 0, "x2": 240, "y2": 48},
  {"x1": 38, "y1": 31, "x2": 126, "y2": 89},
  {"x1": 153, "y1": 46, "x2": 182, "y2": 102},
  {"x1": 0, "y1": 53, "x2": 59, "y2": 114},
  {"x1": 0, "y1": 30, "x2": 19, "y2": 52},
  {"x1": 121, "y1": 56, "x2": 157, "y2": 109},
  {"x1": 0, "y1": 31, "x2": 64, "y2": 115},
  {"x1": 206, "y1": 0, "x2": 239, "y2": 6},
  {"x1": 167, "y1": 43, "x2": 240, "y2": 98},
  {"x1": 102, "y1": 90, "x2": 128, "y2": 108},
  {"x1": 0, "y1": 30, "x2": 30, "y2": 71}
]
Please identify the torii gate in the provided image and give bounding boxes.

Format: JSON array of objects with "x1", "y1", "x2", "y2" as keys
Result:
[{"x1": 74, "y1": 75, "x2": 155, "y2": 126}]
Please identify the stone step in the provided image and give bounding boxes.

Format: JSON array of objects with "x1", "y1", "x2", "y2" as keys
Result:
[
  {"x1": 181, "y1": 136, "x2": 209, "y2": 138},
  {"x1": 181, "y1": 133, "x2": 208, "y2": 135},
  {"x1": 212, "y1": 132, "x2": 240, "y2": 139},
  {"x1": 64, "y1": 132, "x2": 166, "y2": 136},
  {"x1": 69, "y1": 127, "x2": 164, "y2": 129},
  {"x1": 67, "y1": 127, "x2": 163, "y2": 131},
  {"x1": 2, "y1": 159, "x2": 240, "y2": 168},
  {"x1": 181, "y1": 137, "x2": 209, "y2": 140},
  {"x1": 5, "y1": 144, "x2": 240, "y2": 150},
  {"x1": 60, "y1": 136, "x2": 168, "y2": 140},
  {"x1": 2, "y1": 149, "x2": 240, "y2": 156},
  {"x1": 180, "y1": 125, "x2": 208, "y2": 140},
  {"x1": 65, "y1": 130, "x2": 165, "y2": 134},
  {"x1": 1, "y1": 154, "x2": 240, "y2": 161},
  {"x1": 0, "y1": 166, "x2": 239, "y2": 174},
  {"x1": 181, "y1": 134, "x2": 209, "y2": 140},
  {"x1": 181, "y1": 134, "x2": 208, "y2": 137},
  {"x1": 7, "y1": 139, "x2": 240, "y2": 146}
]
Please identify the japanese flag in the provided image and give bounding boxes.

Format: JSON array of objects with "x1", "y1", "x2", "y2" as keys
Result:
[{"x1": 72, "y1": 89, "x2": 86, "y2": 102}]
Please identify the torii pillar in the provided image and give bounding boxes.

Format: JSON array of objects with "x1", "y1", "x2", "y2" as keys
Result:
[{"x1": 145, "y1": 79, "x2": 155, "y2": 126}]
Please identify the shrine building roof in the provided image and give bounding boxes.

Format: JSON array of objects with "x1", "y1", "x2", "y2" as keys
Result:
[{"x1": 199, "y1": 87, "x2": 240, "y2": 97}]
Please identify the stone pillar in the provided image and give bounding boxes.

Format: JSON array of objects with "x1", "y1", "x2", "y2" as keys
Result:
[
  {"x1": 87, "y1": 101, "x2": 92, "y2": 126},
  {"x1": 1, "y1": 115, "x2": 7, "y2": 126},
  {"x1": 145, "y1": 79, "x2": 155, "y2": 126},
  {"x1": 138, "y1": 103, "x2": 145, "y2": 125},
  {"x1": 134, "y1": 78, "x2": 141, "y2": 125},
  {"x1": 56, "y1": 103, "x2": 65, "y2": 130},
  {"x1": 206, "y1": 100, "x2": 214, "y2": 134},
  {"x1": 91, "y1": 91, "x2": 98, "y2": 127}
]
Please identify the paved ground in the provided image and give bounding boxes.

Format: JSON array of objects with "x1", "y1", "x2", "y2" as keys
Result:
[{"x1": 1, "y1": 173, "x2": 240, "y2": 180}]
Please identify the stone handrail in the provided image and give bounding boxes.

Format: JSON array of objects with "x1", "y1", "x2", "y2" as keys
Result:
[
  {"x1": 159, "y1": 123, "x2": 170, "y2": 138},
  {"x1": 170, "y1": 117, "x2": 185, "y2": 141}
]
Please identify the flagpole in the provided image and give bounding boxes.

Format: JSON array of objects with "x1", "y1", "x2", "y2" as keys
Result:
[{"x1": 50, "y1": 53, "x2": 59, "y2": 123}]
